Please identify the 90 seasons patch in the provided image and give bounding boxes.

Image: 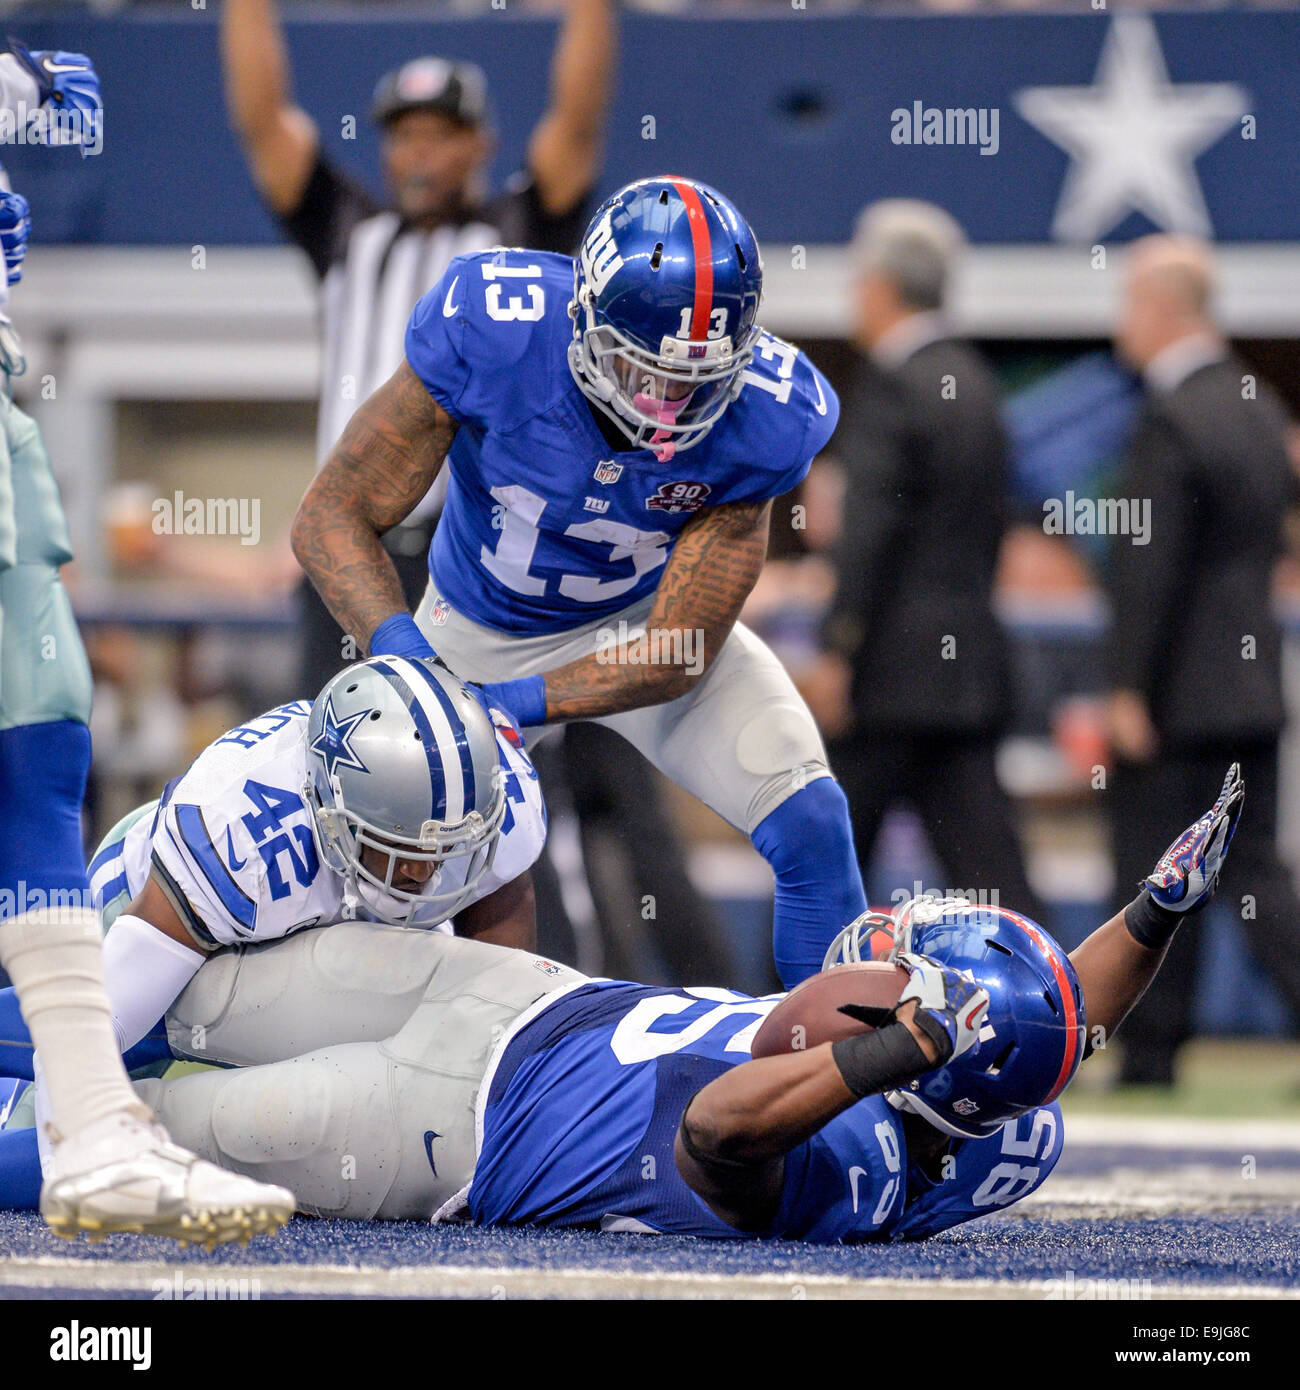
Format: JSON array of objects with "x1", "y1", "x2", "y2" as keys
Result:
[{"x1": 646, "y1": 481, "x2": 712, "y2": 514}]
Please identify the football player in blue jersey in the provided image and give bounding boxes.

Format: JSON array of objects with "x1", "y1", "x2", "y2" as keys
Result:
[
  {"x1": 291, "y1": 176, "x2": 868, "y2": 988},
  {"x1": 10, "y1": 769, "x2": 1237, "y2": 1238}
]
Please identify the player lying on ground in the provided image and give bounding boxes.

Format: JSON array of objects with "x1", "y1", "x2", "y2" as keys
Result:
[
  {"x1": 1, "y1": 768, "x2": 1241, "y2": 1240},
  {"x1": 291, "y1": 175, "x2": 869, "y2": 988},
  {"x1": 0, "y1": 40, "x2": 292, "y2": 1245},
  {"x1": 0, "y1": 656, "x2": 543, "y2": 1189}
]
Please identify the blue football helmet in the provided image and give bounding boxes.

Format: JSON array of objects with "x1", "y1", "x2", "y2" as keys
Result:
[
  {"x1": 303, "y1": 657, "x2": 506, "y2": 927},
  {"x1": 568, "y1": 176, "x2": 764, "y2": 460},
  {"x1": 824, "y1": 897, "x2": 1087, "y2": 1138}
]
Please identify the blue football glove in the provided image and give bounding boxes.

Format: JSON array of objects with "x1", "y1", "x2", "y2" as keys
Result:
[
  {"x1": 1144, "y1": 762, "x2": 1245, "y2": 914},
  {"x1": 893, "y1": 951, "x2": 989, "y2": 1064},
  {"x1": 7, "y1": 42, "x2": 101, "y2": 151},
  {"x1": 0, "y1": 190, "x2": 30, "y2": 286}
]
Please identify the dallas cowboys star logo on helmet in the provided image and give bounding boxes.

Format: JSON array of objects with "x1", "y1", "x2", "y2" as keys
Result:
[{"x1": 309, "y1": 694, "x2": 372, "y2": 780}]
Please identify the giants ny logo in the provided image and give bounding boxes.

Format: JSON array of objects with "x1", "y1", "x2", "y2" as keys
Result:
[{"x1": 582, "y1": 207, "x2": 624, "y2": 294}]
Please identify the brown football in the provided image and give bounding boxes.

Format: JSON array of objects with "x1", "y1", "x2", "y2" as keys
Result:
[{"x1": 751, "y1": 961, "x2": 910, "y2": 1058}]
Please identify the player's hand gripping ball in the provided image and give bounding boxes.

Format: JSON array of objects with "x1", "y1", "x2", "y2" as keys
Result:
[
  {"x1": 893, "y1": 951, "x2": 989, "y2": 1063},
  {"x1": 751, "y1": 961, "x2": 910, "y2": 1059}
]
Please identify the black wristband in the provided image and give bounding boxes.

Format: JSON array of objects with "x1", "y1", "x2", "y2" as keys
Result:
[
  {"x1": 1123, "y1": 888, "x2": 1182, "y2": 950},
  {"x1": 832, "y1": 1021, "x2": 933, "y2": 1100}
]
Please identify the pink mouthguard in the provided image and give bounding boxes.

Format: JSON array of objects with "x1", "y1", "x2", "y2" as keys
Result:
[{"x1": 633, "y1": 390, "x2": 689, "y2": 463}]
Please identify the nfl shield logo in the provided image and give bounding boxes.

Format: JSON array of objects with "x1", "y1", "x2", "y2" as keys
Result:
[
  {"x1": 594, "y1": 460, "x2": 623, "y2": 485},
  {"x1": 430, "y1": 596, "x2": 450, "y2": 626}
]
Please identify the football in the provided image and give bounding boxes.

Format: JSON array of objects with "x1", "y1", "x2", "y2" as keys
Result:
[{"x1": 751, "y1": 961, "x2": 911, "y2": 1058}]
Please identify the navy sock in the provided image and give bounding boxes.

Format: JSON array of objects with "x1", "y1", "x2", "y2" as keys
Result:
[
  {"x1": 0, "y1": 987, "x2": 34, "y2": 1079},
  {"x1": 0, "y1": 986, "x2": 170, "y2": 1079},
  {"x1": 0, "y1": 984, "x2": 171, "y2": 1079},
  {"x1": 0, "y1": 1125, "x2": 41, "y2": 1210},
  {"x1": 751, "y1": 778, "x2": 868, "y2": 989},
  {"x1": 0, "y1": 720, "x2": 92, "y2": 902}
]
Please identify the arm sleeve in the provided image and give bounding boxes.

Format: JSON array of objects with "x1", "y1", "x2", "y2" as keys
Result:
[
  {"x1": 1105, "y1": 412, "x2": 1197, "y2": 695},
  {"x1": 278, "y1": 150, "x2": 380, "y2": 279},
  {"x1": 820, "y1": 375, "x2": 913, "y2": 662},
  {"x1": 101, "y1": 914, "x2": 205, "y2": 1055}
]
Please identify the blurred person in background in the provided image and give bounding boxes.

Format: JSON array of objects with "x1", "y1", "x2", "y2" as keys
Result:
[
  {"x1": 1106, "y1": 234, "x2": 1300, "y2": 1087},
  {"x1": 804, "y1": 199, "x2": 1045, "y2": 924},
  {"x1": 221, "y1": 0, "x2": 616, "y2": 694}
]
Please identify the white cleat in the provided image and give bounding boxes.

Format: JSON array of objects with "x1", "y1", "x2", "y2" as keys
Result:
[{"x1": 39, "y1": 1110, "x2": 295, "y2": 1247}]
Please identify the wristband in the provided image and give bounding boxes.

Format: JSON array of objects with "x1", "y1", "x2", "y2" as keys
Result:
[
  {"x1": 832, "y1": 1020, "x2": 933, "y2": 1100},
  {"x1": 480, "y1": 676, "x2": 547, "y2": 729},
  {"x1": 369, "y1": 612, "x2": 436, "y2": 661},
  {"x1": 1123, "y1": 888, "x2": 1182, "y2": 951}
]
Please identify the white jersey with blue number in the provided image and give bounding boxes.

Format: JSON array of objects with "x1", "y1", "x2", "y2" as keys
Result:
[
  {"x1": 405, "y1": 249, "x2": 839, "y2": 635},
  {"x1": 465, "y1": 980, "x2": 1063, "y2": 1242},
  {"x1": 91, "y1": 700, "x2": 545, "y2": 949}
]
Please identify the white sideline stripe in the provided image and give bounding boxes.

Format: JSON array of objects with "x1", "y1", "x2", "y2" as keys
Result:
[
  {"x1": 1062, "y1": 1115, "x2": 1300, "y2": 1148},
  {"x1": 1, "y1": 1256, "x2": 1297, "y2": 1301}
]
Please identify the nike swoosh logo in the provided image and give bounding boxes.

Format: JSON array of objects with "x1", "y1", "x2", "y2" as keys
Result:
[
  {"x1": 849, "y1": 1164, "x2": 868, "y2": 1214},
  {"x1": 43, "y1": 62, "x2": 87, "y2": 74},
  {"x1": 224, "y1": 827, "x2": 247, "y2": 872},
  {"x1": 811, "y1": 374, "x2": 828, "y2": 416},
  {"x1": 423, "y1": 1130, "x2": 441, "y2": 1176},
  {"x1": 442, "y1": 276, "x2": 460, "y2": 317}
]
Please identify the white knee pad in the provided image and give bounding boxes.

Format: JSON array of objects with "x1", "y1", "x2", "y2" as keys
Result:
[
  {"x1": 167, "y1": 924, "x2": 454, "y2": 1067},
  {"x1": 150, "y1": 1046, "x2": 402, "y2": 1220}
]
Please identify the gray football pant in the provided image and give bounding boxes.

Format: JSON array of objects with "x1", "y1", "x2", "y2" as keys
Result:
[
  {"x1": 140, "y1": 924, "x2": 587, "y2": 1221},
  {"x1": 415, "y1": 580, "x2": 831, "y2": 835}
]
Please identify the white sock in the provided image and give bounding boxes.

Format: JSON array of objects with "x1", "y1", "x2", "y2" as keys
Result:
[{"x1": 0, "y1": 906, "x2": 152, "y2": 1147}]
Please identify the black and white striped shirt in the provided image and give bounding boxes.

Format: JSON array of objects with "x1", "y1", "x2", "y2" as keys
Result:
[{"x1": 282, "y1": 154, "x2": 589, "y2": 516}]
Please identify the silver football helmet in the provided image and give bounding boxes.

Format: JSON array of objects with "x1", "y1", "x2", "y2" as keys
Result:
[{"x1": 303, "y1": 657, "x2": 506, "y2": 927}]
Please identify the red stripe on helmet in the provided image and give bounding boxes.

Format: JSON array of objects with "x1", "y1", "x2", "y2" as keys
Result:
[
  {"x1": 998, "y1": 909, "x2": 1081, "y2": 1102},
  {"x1": 670, "y1": 179, "x2": 714, "y2": 341}
]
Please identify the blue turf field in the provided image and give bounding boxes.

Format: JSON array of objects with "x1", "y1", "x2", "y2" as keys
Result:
[{"x1": 2, "y1": 1125, "x2": 1298, "y2": 1299}]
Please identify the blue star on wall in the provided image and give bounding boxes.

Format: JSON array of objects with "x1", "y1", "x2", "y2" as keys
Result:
[{"x1": 310, "y1": 694, "x2": 372, "y2": 780}]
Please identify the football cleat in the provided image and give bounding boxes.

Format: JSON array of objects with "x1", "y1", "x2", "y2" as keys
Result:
[{"x1": 40, "y1": 1110, "x2": 294, "y2": 1246}]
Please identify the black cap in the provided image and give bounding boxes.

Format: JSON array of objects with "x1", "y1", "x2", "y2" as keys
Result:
[{"x1": 371, "y1": 57, "x2": 489, "y2": 128}]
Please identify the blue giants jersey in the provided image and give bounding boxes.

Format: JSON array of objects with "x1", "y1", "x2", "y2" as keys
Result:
[
  {"x1": 466, "y1": 981, "x2": 1064, "y2": 1242},
  {"x1": 405, "y1": 249, "x2": 839, "y2": 635}
]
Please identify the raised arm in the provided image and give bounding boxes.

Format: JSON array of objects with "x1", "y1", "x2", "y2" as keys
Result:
[
  {"x1": 540, "y1": 497, "x2": 772, "y2": 723},
  {"x1": 290, "y1": 360, "x2": 458, "y2": 651},
  {"x1": 1070, "y1": 763, "x2": 1243, "y2": 1044},
  {"x1": 221, "y1": 0, "x2": 319, "y2": 215},
  {"x1": 527, "y1": 0, "x2": 617, "y2": 216}
]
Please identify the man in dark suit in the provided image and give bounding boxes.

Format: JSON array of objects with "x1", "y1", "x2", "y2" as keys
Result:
[
  {"x1": 1106, "y1": 235, "x2": 1300, "y2": 1086},
  {"x1": 805, "y1": 200, "x2": 1044, "y2": 923}
]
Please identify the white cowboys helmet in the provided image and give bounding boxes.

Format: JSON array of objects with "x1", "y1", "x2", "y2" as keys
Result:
[{"x1": 304, "y1": 657, "x2": 506, "y2": 927}]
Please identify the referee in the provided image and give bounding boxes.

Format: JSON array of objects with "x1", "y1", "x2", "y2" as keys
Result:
[{"x1": 222, "y1": 0, "x2": 615, "y2": 692}]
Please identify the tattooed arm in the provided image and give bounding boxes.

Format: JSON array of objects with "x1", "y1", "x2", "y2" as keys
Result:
[
  {"x1": 290, "y1": 360, "x2": 458, "y2": 649},
  {"x1": 542, "y1": 497, "x2": 772, "y2": 722}
]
